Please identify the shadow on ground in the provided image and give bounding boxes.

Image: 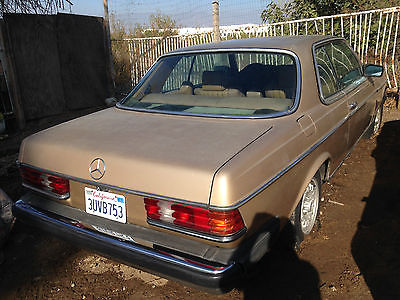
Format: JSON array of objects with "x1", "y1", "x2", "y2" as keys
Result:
[
  {"x1": 352, "y1": 120, "x2": 400, "y2": 299},
  {"x1": 0, "y1": 107, "x2": 105, "y2": 298},
  {"x1": 0, "y1": 221, "x2": 79, "y2": 298},
  {"x1": 239, "y1": 223, "x2": 321, "y2": 299}
]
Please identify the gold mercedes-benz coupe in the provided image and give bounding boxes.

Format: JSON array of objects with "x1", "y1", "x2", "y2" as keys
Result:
[{"x1": 14, "y1": 36, "x2": 386, "y2": 293}]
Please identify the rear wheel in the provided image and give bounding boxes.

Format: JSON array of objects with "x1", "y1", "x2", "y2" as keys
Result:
[
  {"x1": 365, "y1": 103, "x2": 383, "y2": 138},
  {"x1": 372, "y1": 104, "x2": 383, "y2": 136},
  {"x1": 0, "y1": 188, "x2": 15, "y2": 253},
  {"x1": 291, "y1": 172, "x2": 321, "y2": 246}
]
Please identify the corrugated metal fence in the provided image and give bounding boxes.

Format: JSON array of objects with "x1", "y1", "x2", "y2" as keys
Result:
[{"x1": 112, "y1": 6, "x2": 400, "y2": 90}]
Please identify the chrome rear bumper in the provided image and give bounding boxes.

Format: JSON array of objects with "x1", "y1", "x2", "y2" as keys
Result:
[{"x1": 13, "y1": 200, "x2": 241, "y2": 293}]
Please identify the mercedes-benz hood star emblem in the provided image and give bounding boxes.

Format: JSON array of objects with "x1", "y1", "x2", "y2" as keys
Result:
[{"x1": 89, "y1": 158, "x2": 106, "y2": 180}]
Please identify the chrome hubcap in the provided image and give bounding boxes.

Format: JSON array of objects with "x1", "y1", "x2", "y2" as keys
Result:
[
  {"x1": 300, "y1": 178, "x2": 319, "y2": 235},
  {"x1": 373, "y1": 107, "x2": 381, "y2": 134}
]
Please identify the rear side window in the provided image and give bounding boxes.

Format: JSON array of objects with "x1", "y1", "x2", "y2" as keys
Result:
[
  {"x1": 314, "y1": 39, "x2": 364, "y2": 103},
  {"x1": 315, "y1": 47, "x2": 339, "y2": 99},
  {"x1": 325, "y1": 41, "x2": 363, "y2": 89}
]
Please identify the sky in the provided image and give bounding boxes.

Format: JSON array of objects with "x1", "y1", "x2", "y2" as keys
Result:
[{"x1": 60, "y1": 0, "x2": 268, "y2": 28}]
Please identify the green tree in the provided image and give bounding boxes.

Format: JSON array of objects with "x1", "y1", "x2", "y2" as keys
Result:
[
  {"x1": 110, "y1": 13, "x2": 133, "y2": 40},
  {"x1": 110, "y1": 13, "x2": 134, "y2": 93},
  {"x1": 133, "y1": 13, "x2": 178, "y2": 38},
  {"x1": 262, "y1": 0, "x2": 400, "y2": 23},
  {"x1": 110, "y1": 13, "x2": 178, "y2": 92},
  {"x1": 261, "y1": 2, "x2": 292, "y2": 23},
  {"x1": 261, "y1": 1, "x2": 317, "y2": 23}
]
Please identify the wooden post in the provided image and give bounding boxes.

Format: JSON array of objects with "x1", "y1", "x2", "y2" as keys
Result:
[
  {"x1": 103, "y1": 0, "x2": 115, "y2": 93},
  {"x1": 212, "y1": 1, "x2": 220, "y2": 42},
  {"x1": 0, "y1": 20, "x2": 25, "y2": 130}
]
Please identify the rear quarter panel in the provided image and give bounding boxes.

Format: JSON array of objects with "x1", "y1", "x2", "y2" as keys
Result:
[{"x1": 212, "y1": 45, "x2": 355, "y2": 236}]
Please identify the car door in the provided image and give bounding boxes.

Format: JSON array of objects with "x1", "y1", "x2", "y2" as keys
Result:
[
  {"x1": 324, "y1": 40, "x2": 376, "y2": 148},
  {"x1": 313, "y1": 43, "x2": 350, "y2": 171}
]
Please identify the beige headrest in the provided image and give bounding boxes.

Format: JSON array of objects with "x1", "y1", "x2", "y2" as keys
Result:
[
  {"x1": 246, "y1": 91, "x2": 262, "y2": 97},
  {"x1": 202, "y1": 85, "x2": 225, "y2": 91},
  {"x1": 179, "y1": 85, "x2": 193, "y2": 95},
  {"x1": 265, "y1": 90, "x2": 286, "y2": 99}
]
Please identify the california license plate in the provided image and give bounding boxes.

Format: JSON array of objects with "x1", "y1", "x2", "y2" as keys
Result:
[{"x1": 85, "y1": 187, "x2": 127, "y2": 223}]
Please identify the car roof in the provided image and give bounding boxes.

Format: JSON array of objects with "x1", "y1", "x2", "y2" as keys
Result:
[{"x1": 165, "y1": 35, "x2": 337, "y2": 56}]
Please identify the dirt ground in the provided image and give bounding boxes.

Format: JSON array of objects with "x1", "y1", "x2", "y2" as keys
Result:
[{"x1": 1, "y1": 100, "x2": 400, "y2": 299}]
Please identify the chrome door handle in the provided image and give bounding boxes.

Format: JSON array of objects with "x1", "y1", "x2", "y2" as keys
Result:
[{"x1": 348, "y1": 102, "x2": 358, "y2": 110}]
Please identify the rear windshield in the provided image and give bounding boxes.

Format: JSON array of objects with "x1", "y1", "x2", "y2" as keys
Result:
[{"x1": 121, "y1": 51, "x2": 298, "y2": 117}]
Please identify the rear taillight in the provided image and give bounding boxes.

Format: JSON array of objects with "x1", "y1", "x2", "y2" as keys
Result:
[
  {"x1": 20, "y1": 166, "x2": 70, "y2": 198},
  {"x1": 144, "y1": 198, "x2": 245, "y2": 237}
]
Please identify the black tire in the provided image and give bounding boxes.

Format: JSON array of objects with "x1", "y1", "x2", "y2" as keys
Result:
[
  {"x1": 290, "y1": 171, "x2": 321, "y2": 247},
  {"x1": 0, "y1": 188, "x2": 14, "y2": 249}
]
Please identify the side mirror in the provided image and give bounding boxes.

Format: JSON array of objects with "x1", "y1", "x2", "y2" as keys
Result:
[{"x1": 364, "y1": 64, "x2": 383, "y2": 77}]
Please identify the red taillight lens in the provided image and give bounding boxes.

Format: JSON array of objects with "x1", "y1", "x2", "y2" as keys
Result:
[
  {"x1": 172, "y1": 204, "x2": 210, "y2": 232},
  {"x1": 20, "y1": 166, "x2": 70, "y2": 198},
  {"x1": 144, "y1": 197, "x2": 161, "y2": 220},
  {"x1": 144, "y1": 198, "x2": 245, "y2": 236}
]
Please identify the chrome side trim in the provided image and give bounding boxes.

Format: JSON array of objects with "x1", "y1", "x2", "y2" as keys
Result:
[
  {"x1": 117, "y1": 48, "x2": 301, "y2": 119},
  {"x1": 14, "y1": 200, "x2": 234, "y2": 275},
  {"x1": 147, "y1": 219, "x2": 246, "y2": 243},
  {"x1": 22, "y1": 182, "x2": 70, "y2": 200},
  {"x1": 328, "y1": 151, "x2": 350, "y2": 180}
]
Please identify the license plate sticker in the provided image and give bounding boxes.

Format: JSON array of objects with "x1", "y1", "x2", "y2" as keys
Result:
[{"x1": 85, "y1": 187, "x2": 127, "y2": 223}]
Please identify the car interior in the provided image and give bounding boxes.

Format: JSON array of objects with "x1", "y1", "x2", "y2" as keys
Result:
[{"x1": 124, "y1": 53, "x2": 298, "y2": 115}]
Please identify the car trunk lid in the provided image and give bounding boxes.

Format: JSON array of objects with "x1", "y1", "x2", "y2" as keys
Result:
[{"x1": 19, "y1": 107, "x2": 271, "y2": 204}]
